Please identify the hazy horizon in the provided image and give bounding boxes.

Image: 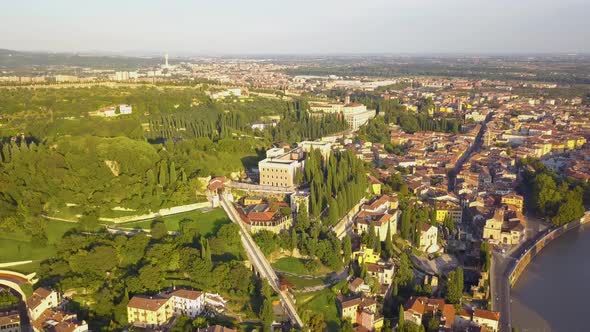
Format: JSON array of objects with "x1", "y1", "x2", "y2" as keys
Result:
[{"x1": 2, "y1": 0, "x2": 589, "y2": 55}]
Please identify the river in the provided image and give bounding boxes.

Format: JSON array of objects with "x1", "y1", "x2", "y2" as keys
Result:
[{"x1": 511, "y1": 223, "x2": 590, "y2": 332}]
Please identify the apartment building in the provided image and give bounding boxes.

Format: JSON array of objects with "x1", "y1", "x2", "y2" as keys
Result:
[
  {"x1": 309, "y1": 102, "x2": 376, "y2": 131},
  {"x1": 26, "y1": 288, "x2": 59, "y2": 321},
  {"x1": 0, "y1": 312, "x2": 19, "y2": 332},
  {"x1": 435, "y1": 200, "x2": 463, "y2": 224},
  {"x1": 501, "y1": 193, "x2": 524, "y2": 213},
  {"x1": 342, "y1": 103, "x2": 377, "y2": 131},
  {"x1": 127, "y1": 296, "x2": 174, "y2": 328},
  {"x1": 169, "y1": 289, "x2": 205, "y2": 319},
  {"x1": 258, "y1": 148, "x2": 303, "y2": 188}
]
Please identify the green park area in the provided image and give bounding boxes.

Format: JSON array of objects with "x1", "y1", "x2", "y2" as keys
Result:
[
  {"x1": 120, "y1": 208, "x2": 230, "y2": 235},
  {"x1": 0, "y1": 208, "x2": 230, "y2": 268},
  {"x1": 296, "y1": 288, "x2": 341, "y2": 332},
  {"x1": 280, "y1": 274, "x2": 325, "y2": 289},
  {"x1": 0, "y1": 220, "x2": 76, "y2": 264}
]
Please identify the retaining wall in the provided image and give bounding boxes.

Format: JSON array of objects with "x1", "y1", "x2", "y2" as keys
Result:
[{"x1": 508, "y1": 211, "x2": 590, "y2": 286}]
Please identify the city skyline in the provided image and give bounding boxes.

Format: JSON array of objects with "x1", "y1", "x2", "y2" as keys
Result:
[{"x1": 2, "y1": 0, "x2": 589, "y2": 55}]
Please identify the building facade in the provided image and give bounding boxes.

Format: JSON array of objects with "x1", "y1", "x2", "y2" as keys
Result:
[
  {"x1": 26, "y1": 288, "x2": 59, "y2": 321},
  {"x1": 258, "y1": 148, "x2": 303, "y2": 188},
  {"x1": 127, "y1": 296, "x2": 174, "y2": 328}
]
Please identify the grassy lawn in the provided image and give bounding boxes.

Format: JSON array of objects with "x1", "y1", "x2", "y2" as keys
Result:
[
  {"x1": 281, "y1": 274, "x2": 326, "y2": 289},
  {"x1": 0, "y1": 220, "x2": 77, "y2": 263},
  {"x1": 3, "y1": 261, "x2": 40, "y2": 275},
  {"x1": 271, "y1": 256, "x2": 331, "y2": 276},
  {"x1": 296, "y1": 288, "x2": 341, "y2": 332},
  {"x1": 120, "y1": 208, "x2": 230, "y2": 235}
]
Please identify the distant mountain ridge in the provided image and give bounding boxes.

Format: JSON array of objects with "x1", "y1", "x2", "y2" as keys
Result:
[{"x1": 0, "y1": 48, "x2": 164, "y2": 72}]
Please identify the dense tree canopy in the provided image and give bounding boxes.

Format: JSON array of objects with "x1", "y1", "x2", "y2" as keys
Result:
[{"x1": 519, "y1": 158, "x2": 586, "y2": 225}]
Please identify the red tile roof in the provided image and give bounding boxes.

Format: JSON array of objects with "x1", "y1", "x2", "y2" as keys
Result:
[
  {"x1": 128, "y1": 296, "x2": 170, "y2": 311},
  {"x1": 170, "y1": 289, "x2": 203, "y2": 300},
  {"x1": 473, "y1": 308, "x2": 500, "y2": 321}
]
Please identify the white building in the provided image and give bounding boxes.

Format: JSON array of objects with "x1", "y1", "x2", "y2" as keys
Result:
[
  {"x1": 419, "y1": 224, "x2": 439, "y2": 253},
  {"x1": 211, "y1": 88, "x2": 242, "y2": 99},
  {"x1": 342, "y1": 103, "x2": 377, "y2": 131},
  {"x1": 472, "y1": 309, "x2": 500, "y2": 332},
  {"x1": 170, "y1": 289, "x2": 205, "y2": 319},
  {"x1": 119, "y1": 104, "x2": 133, "y2": 115},
  {"x1": 26, "y1": 288, "x2": 59, "y2": 321},
  {"x1": 0, "y1": 312, "x2": 20, "y2": 332},
  {"x1": 114, "y1": 71, "x2": 130, "y2": 81},
  {"x1": 298, "y1": 141, "x2": 332, "y2": 159},
  {"x1": 259, "y1": 148, "x2": 304, "y2": 188}
]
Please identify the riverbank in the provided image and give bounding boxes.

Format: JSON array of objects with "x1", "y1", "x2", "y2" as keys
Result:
[
  {"x1": 492, "y1": 211, "x2": 590, "y2": 331},
  {"x1": 511, "y1": 222, "x2": 590, "y2": 331}
]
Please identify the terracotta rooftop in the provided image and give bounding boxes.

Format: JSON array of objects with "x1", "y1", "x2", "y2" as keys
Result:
[
  {"x1": 26, "y1": 287, "x2": 54, "y2": 310},
  {"x1": 473, "y1": 308, "x2": 500, "y2": 321},
  {"x1": 170, "y1": 289, "x2": 203, "y2": 300},
  {"x1": 198, "y1": 325, "x2": 237, "y2": 332},
  {"x1": 0, "y1": 312, "x2": 19, "y2": 326},
  {"x1": 128, "y1": 296, "x2": 170, "y2": 311}
]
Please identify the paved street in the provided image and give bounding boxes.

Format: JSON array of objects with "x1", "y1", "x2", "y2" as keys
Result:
[{"x1": 490, "y1": 215, "x2": 549, "y2": 332}]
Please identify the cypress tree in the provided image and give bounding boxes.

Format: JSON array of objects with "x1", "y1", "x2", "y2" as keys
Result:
[
  {"x1": 343, "y1": 235, "x2": 352, "y2": 265},
  {"x1": 158, "y1": 161, "x2": 168, "y2": 187},
  {"x1": 169, "y1": 161, "x2": 177, "y2": 185},
  {"x1": 384, "y1": 222, "x2": 394, "y2": 259},
  {"x1": 398, "y1": 305, "x2": 405, "y2": 329}
]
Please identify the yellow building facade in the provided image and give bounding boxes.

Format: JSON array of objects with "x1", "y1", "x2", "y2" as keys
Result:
[{"x1": 127, "y1": 296, "x2": 173, "y2": 328}]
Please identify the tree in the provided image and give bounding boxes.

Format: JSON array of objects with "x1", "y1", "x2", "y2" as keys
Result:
[
  {"x1": 445, "y1": 267, "x2": 464, "y2": 304},
  {"x1": 295, "y1": 202, "x2": 311, "y2": 231},
  {"x1": 400, "y1": 208, "x2": 412, "y2": 240},
  {"x1": 308, "y1": 313, "x2": 326, "y2": 332},
  {"x1": 443, "y1": 214, "x2": 454, "y2": 234},
  {"x1": 193, "y1": 317, "x2": 207, "y2": 329},
  {"x1": 341, "y1": 319, "x2": 353, "y2": 332},
  {"x1": 169, "y1": 161, "x2": 178, "y2": 185},
  {"x1": 395, "y1": 253, "x2": 413, "y2": 288},
  {"x1": 552, "y1": 188, "x2": 584, "y2": 225},
  {"x1": 158, "y1": 160, "x2": 168, "y2": 187},
  {"x1": 366, "y1": 223, "x2": 377, "y2": 249},
  {"x1": 260, "y1": 297, "x2": 274, "y2": 332},
  {"x1": 137, "y1": 264, "x2": 163, "y2": 292},
  {"x1": 480, "y1": 242, "x2": 491, "y2": 272},
  {"x1": 412, "y1": 220, "x2": 422, "y2": 247},
  {"x1": 327, "y1": 197, "x2": 339, "y2": 226},
  {"x1": 343, "y1": 235, "x2": 352, "y2": 265},
  {"x1": 79, "y1": 209, "x2": 100, "y2": 232},
  {"x1": 172, "y1": 315, "x2": 193, "y2": 332},
  {"x1": 384, "y1": 222, "x2": 394, "y2": 259},
  {"x1": 294, "y1": 168, "x2": 304, "y2": 186},
  {"x1": 398, "y1": 305, "x2": 405, "y2": 330},
  {"x1": 427, "y1": 316, "x2": 441, "y2": 332},
  {"x1": 201, "y1": 237, "x2": 212, "y2": 264},
  {"x1": 150, "y1": 220, "x2": 168, "y2": 240}
]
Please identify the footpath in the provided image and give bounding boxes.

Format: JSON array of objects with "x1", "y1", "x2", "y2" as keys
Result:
[{"x1": 43, "y1": 202, "x2": 210, "y2": 224}]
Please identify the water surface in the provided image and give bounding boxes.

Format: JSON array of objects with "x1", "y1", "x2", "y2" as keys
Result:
[{"x1": 511, "y1": 224, "x2": 590, "y2": 332}]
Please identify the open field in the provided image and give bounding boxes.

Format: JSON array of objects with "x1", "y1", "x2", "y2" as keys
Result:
[
  {"x1": 119, "y1": 208, "x2": 230, "y2": 235},
  {"x1": 280, "y1": 274, "x2": 326, "y2": 289},
  {"x1": 0, "y1": 220, "x2": 77, "y2": 263},
  {"x1": 296, "y1": 288, "x2": 341, "y2": 331},
  {"x1": 271, "y1": 256, "x2": 332, "y2": 276}
]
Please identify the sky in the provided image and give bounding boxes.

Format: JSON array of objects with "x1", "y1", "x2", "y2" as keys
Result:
[{"x1": 1, "y1": 0, "x2": 589, "y2": 55}]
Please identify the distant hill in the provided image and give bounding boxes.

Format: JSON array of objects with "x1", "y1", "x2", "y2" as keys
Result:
[{"x1": 0, "y1": 49, "x2": 163, "y2": 72}]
